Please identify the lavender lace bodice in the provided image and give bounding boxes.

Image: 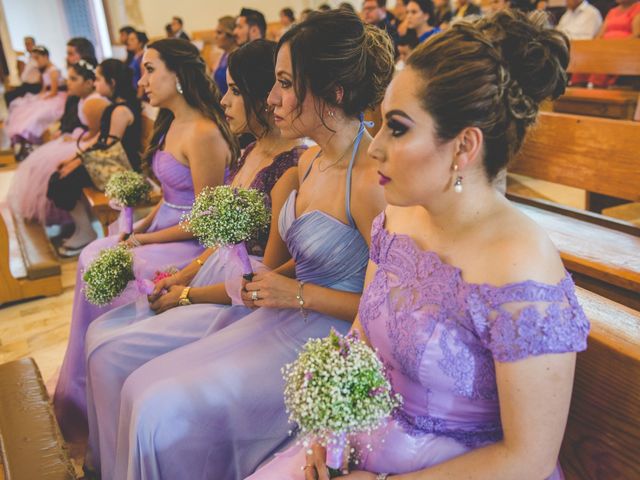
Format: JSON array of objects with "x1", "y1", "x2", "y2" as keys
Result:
[{"x1": 359, "y1": 213, "x2": 589, "y2": 449}]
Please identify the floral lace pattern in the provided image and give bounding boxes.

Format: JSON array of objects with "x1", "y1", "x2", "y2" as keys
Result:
[{"x1": 359, "y1": 212, "x2": 589, "y2": 445}]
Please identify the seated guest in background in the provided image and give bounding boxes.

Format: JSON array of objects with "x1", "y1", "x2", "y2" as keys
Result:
[
  {"x1": 5, "y1": 46, "x2": 65, "y2": 155},
  {"x1": 339, "y1": 2, "x2": 357, "y2": 13},
  {"x1": 318, "y1": 3, "x2": 332, "y2": 11},
  {"x1": 66, "y1": 37, "x2": 96, "y2": 67},
  {"x1": 84, "y1": 41, "x2": 306, "y2": 479},
  {"x1": 557, "y1": 0, "x2": 602, "y2": 39},
  {"x1": 396, "y1": 30, "x2": 419, "y2": 70},
  {"x1": 4, "y1": 36, "x2": 41, "y2": 106},
  {"x1": 406, "y1": 0, "x2": 441, "y2": 43},
  {"x1": 165, "y1": 23, "x2": 174, "y2": 38},
  {"x1": 47, "y1": 59, "x2": 142, "y2": 253},
  {"x1": 127, "y1": 30, "x2": 148, "y2": 96},
  {"x1": 52, "y1": 38, "x2": 237, "y2": 444},
  {"x1": 489, "y1": 0, "x2": 511, "y2": 13},
  {"x1": 396, "y1": 0, "x2": 411, "y2": 35},
  {"x1": 250, "y1": 10, "x2": 589, "y2": 480},
  {"x1": 170, "y1": 16, "x2": 190, "y2": 41},
  {"x1": 278, "y1": 7, "x2": 296, "y2": 39},
  {"x1": 9, "y1": 58, "x2": 105, "y2": 225},
  {"x1": 363, "y1": 0, "x2": 400, "y2": 49},
  {"x1": 574, "y1": 0, "x2": 640, "y2": 87},
  {"x1": 234, "y1": 7, "x2": 267, "y2": 46},
  {"x1": 300, "y1": 7, "x2": 315, "y2": 20},
  {"x1": 212, "y1": 15, "x2": 238, "y2": 95},
  {"x1": 434, "y1": 0, "x2": 453, "y2": 28},
  {"x1": 454, "y1": 0, "x2": 482, "y2": 19},
  {"x1": 87, "y1": 10, "x2": 394, "y2": 480},
  {"x1": 118, "y1": 26, "x2": 136, "y2": 64}
]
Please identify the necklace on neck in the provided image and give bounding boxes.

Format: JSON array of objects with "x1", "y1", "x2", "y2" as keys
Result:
[{"x1": 317, "y1": 126, "x2": 362, "y2": 173}]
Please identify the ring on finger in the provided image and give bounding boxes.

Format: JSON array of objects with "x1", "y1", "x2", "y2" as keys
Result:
[{"x1": 251, "y1": 290, "x2": 259, "y2": 301}]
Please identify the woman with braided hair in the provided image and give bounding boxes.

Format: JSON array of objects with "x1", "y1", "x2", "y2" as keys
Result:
[{"x1": 250, "y1": 9, "x2": 589, "y2": 480}]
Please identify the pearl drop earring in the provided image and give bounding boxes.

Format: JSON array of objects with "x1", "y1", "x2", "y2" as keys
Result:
[
  {"x1": 453, "y1": 165, "x2": 463, "y2": 193},
  {"x1": 176, "y1": 80, "x2": 183, "y2": 95}
]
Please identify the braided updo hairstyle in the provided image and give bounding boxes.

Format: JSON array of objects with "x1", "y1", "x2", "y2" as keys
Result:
[
  {"x1": 143, "y1": 39, "x2": 239, "y2": 169},
  {"x1": 407, "y1": 10, "x2": 569, "y2": 180},
  {"x1": 278, "y1": 9, "x2": 395, "y2": 124}
]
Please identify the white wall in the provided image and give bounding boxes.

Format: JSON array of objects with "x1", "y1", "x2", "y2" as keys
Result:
[
  {"x1": 1, "y1": 0, "x2": 69, "y2": 73},
  {"x1": 134, "y1": 0, "x2": 363, "y2": 38}
]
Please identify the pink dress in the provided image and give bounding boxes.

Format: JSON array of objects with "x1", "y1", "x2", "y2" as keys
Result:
[
  {"x1": 249, "y1": 212, "x2": 589, "y2": 480},
  {"x1": 589, "y1": 2, "x2": 640, "y2": 87},
  {"x1": 5, "y1": 66, "x2": 67, "y2": 144},
  {"x1": 8, "y1": 92, "x2": 104, "y2": 225}
]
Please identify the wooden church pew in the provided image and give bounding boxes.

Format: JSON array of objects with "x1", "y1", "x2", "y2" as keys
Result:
[
  {"x1": 561, "y1": 287, "x2": 640, "y2": 479},
  {"x1": 508, "y1": 111, "x2": 640, "y2": 309},
  {"x1": 553, "y1": 39, "x2": 640, "y2": 120}
]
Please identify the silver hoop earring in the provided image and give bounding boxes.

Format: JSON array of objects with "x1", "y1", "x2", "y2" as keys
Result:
[
  {"x1": 453, "y1": 165, "x2": 463, "y2": 193},
  {"x1": 176, "y1": 80, "x2": 183, "y2": 95}
]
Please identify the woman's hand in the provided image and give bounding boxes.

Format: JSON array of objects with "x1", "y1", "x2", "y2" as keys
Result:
[
  {"x1": 148, "y1": 273, "x2": 184, "y2": 303},
  {"x1": 58, "y1": 157, "x2": 82, "y2": 179},
  {"x1": 304, "y1": 443, "x2": 329, "y2": 480},
  {"x1": 243, "y1": 271, "x2": 299, "y2": 309},
  {"x1": 118, "y1": 232, "x2": 150, "y2": 248},
  {"x1": 148, "y1": 284, "x2": 186, "y2": 314}
]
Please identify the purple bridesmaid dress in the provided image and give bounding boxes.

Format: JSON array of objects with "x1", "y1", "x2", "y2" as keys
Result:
[
  {"x1": 54, "y1": 147, "x2": 208, "y2": 442},
  {"x1": 249, "y1": 212, "x2": 590, "y2": 480}
]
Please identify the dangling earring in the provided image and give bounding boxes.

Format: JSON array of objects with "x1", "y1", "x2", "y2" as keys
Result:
[
  {"x1": 176, "y1": 80, "x2": 183, "y2": 95},
  {"x1": 328, "y1": 110, "x2": 335, "y2": 118},
  {"x1": 453, "y1": 164, "x2": 463, "y2": 193}
]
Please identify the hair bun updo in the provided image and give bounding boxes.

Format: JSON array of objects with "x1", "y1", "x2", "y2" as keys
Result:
[{"x1": 407, "y1": 9, "x2": 569, "y2": 180}]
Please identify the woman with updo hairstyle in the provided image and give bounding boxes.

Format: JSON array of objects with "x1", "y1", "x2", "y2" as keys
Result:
[
  {"x1": 54, "y1": 38, "x2": 237, "y2": 446},
  {"x1": 92, "y1": 10, "x2": 394, "y2": 480},
  {"x1": 251, "y1": 10, "x2": 589, "y2": 480}
]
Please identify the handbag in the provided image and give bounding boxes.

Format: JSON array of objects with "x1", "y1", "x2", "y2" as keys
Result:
[{"x1": 78, "y1": 133, "x2": 133, "y2": 191}]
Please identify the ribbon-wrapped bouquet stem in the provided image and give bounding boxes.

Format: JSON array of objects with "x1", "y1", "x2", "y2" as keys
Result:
[
  {"x1": 181, "y1": 185, "x2": 270, "y2": 280},
  {"x1": 283, "y1": 329, "x2": 402, "y2": 474},
  {"x1": 104, "y1": 171, "x2": 151, "y2": 234}
]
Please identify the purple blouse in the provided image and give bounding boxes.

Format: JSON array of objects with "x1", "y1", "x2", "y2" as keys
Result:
[{"x1": 359, "y1": 212, "x2": 589, "y2": 450}]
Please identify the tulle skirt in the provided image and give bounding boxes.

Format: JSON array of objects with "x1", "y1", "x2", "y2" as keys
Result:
[{"x1": 5, "y1": 92, "x2": 66, "y2": 144}]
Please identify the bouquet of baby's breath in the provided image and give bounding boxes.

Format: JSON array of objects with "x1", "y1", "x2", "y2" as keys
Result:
[
  {"x1": 105, "y1": 171, "x2": 151, "y2": 234},
  {"x1": 181, "y1": 186, "x2": 270, "y2": 278},
  {"x1": 283, "y1": 329, "x2": 402, "y2": 471},
  {"x1": 82, "y1": 245, "x2": 134, "y2": 305}
]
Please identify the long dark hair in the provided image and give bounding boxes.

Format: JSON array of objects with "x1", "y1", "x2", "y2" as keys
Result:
[
  {"x1": 143, "y1": 39, "x2": 239, "y2": 168},
  {"x1": 227, "y1": 39, "x2": 277, "y2": 138}
]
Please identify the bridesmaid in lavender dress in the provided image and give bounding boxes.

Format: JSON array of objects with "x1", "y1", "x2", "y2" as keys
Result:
[
  {"x1": 53, "y1": 38, "x2": 238, "y2": 443},
  {"x1": 6, "y1": 46, "x2": 66, "y2": 145},
  {"x1": 251, "y1": 10, "x2": 590, "y2": 480},
  {"x1": 8, "y1": 59, "x2": 107, "y2": 225},
  {"x1": 83, "y1": 40, "x2": 304, "y2": 473},
  {"x1": 90, "y1": 11, "x2": 395, "y2": 480}
]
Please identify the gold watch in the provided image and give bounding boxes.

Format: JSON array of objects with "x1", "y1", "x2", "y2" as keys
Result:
[{"x1": 177, "y1": 286, "x2": 192, "y2": 306}]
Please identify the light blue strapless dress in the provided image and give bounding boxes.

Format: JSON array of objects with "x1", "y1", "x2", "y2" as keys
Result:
[{"x1": 93, "y1": 126, "x2": 371, "y2": 480}]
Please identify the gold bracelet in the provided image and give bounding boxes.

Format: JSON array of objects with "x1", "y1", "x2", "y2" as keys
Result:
[
  {"x1": 296, "y1": 281, "x2": 308, "y2": 321},
  {"x1": 195, "y1": 258, "x2": 204, "y2": 267}
]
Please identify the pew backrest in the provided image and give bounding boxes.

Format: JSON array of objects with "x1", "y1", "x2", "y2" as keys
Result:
[
  {"x1": 510, "y1": 111, "x2": 640, "y2": 203},
  {"x1": 567, "y1": 39, "x2": 640, "y2": 76}
]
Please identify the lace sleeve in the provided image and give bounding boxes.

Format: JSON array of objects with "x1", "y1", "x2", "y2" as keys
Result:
[
  {"x1": 369, "y1": 212, "x2": 386, "y2": 265},
  {"x1": 468, "y1": 275, "x2": 590, "y2": 362}
]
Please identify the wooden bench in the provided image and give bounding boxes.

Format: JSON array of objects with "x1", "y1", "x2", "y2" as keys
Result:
[
  {"x1": 553, "y1": 39, "x2": 640, "y2": 120},
  {"x1": 0, "y1": 203, "x2": 62, "y2": 306},
  {"x1": 561, "y1": 287, "x2": 640, "y2": 479},
  {"x1": 0, "y1": 358, "x2": 76, "y2": 479},
  {"x1": 508, "y1": 111, "x2": 640, "y2": 309}
]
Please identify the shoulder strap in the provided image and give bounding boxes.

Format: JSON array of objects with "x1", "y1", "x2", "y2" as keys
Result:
[
  {"x1": 302, "y1": 149, "x2": 321, "y2": 182},
  {"x1": 345, "y1": 123, "x2": 366, "y2": 228}
]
